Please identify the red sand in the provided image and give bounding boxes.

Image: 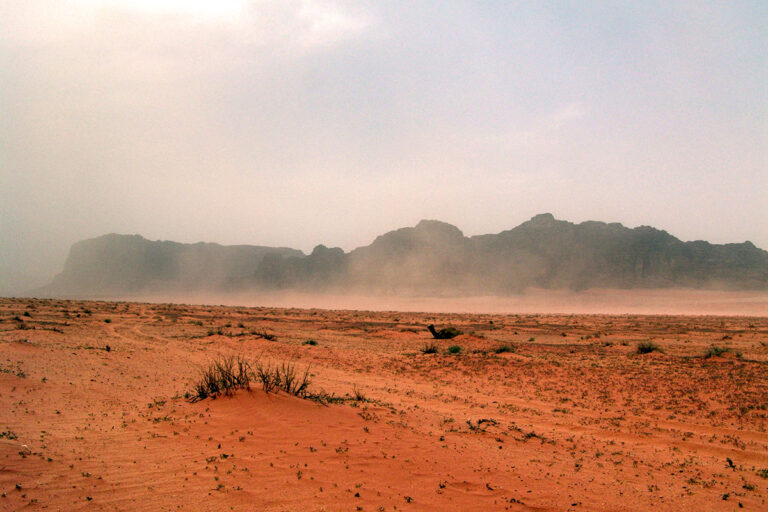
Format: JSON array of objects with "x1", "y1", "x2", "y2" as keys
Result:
[{"x1": 1, "y1": 297, "x2": 767, "y2": 511}]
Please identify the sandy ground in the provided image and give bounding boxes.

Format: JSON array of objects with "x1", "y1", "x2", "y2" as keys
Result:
[
  {"x1": 1, "y1": 297, "x2": 767, "y2": 511},
  {"x1": 107, "y1": 289, "x2": 768, "y2": 316}
]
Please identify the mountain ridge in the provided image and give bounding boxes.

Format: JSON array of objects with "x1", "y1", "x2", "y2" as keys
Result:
[{"x1": 40, "y1": 214, "x2": 768, "y2": 296}]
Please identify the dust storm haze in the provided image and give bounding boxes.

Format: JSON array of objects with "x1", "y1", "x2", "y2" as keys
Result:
[{"x1": 2, "y1": 1, "x2": 767, "y2": 309}]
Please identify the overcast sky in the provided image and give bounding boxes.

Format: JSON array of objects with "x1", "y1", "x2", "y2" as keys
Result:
[{"x1": 1, "y1": 1, "x2": 766, "y2": 294}]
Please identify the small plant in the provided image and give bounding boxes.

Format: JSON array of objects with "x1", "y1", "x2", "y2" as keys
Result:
[
  {"x1": 637, "y1": 341, "x2": 662, "y2": 354},
  {"x1": 421, "y1": 343, "x2": 438, "y2": 354},
  {"x1": 253, "y1": 361, "x2": 280, "y2": 393},
  {"x1": 0, "y1": 430, "x2": 18, "y2": 440},
  {"x1": 190, "y1": 356, "x2": 252, "y2": 402},
  {"x1": 352, "y1": 386, "x2": 367, "y2": 402},
  {"x1": 494, "y1": 344, "x2": 516, "y2": 354},
  {"x1": 427, "y1": 324, "x2": 462, "y2": 340},
  {"x1": 104, "y1": 318, "x2": 112, "y2": 323},
  {"x1": 447, "y1": 345, "x2": 462, "y2": 355},
  {"x1": 252, "y1": 360, "x2": 312, "y2": 397},
  {"x1": 255, "y1": 330, "x2": 276, "y2": 341},
  {"x1": 703, "y1": 346, "x2": 730, "y2": 358},
  {"x1": 278, "y1": 362, "x2": 312, "y2": 397},
  {"x1": 757, "y1": 469, "x2": 768, "y2": 479},
  {"x1": 303, "y1": 339, "x2": 318, "y2": 346}
]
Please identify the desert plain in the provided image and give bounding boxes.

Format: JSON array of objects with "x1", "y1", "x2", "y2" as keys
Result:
[{"x1": 1, "y1": 296, "x2": 767, "y2": 511}]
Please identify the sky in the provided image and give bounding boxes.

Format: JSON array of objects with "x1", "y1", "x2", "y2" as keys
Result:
[{"x1": 1, "y1": 0, "x2": 766, "y2": 294}]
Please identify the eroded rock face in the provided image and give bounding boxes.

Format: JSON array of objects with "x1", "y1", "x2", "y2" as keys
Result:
[{"x1": 41, "y1": 214, "x2": 768, "y2": 296}]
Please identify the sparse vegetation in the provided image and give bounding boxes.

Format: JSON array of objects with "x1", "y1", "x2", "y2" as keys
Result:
[
  {"x1": 190, "y1": 355, "x2": 313, "y2": 401},
  {"x1": 352, "y1": 385, "x2": 367, "y2": 402},
  {"x1": 637, "y1": 341, "x2": 662, "y2": 354},
  {"x1": 252, "y1": 359, "x2": 312, "y2": 397},
  {"x1": 421, "y1": 342, "x2": 438, "y2": 354},
  {"x1": 494, "y1": 344, "x2": 516, "y2": 354},
  {"x1": 703, "y1": 346, "x2": 730, "y2": 358},
  {"x1": 447, "y1": 345, "x2": 462, "y2": 355},
  {"x1": 190, "y1": 356, "x2": 252, "y2": 402},
  {"x1": 0, "y1": 430, "x2": 18, "y2": 440},
  {"x1": 303, "y1": 339, "x2": 318, "y2": 346},
  {"x1": 254, "y1": 330, "x2": 277, "y2": 341}
]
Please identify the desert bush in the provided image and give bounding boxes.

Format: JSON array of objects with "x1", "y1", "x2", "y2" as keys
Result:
[
  {"x1": 421, "y1": 343, "x2": 438, "y2": 354},
  {"x1": 190, "y1": 354, "x2": 314, "y2": 402},
  {"x1": 252, "y1": 359, "x2": 311, "y2": 397},
  {"x1": 190, "y1": 355, "x2": 251, "y2": 402},
  {"x1": 447, "y1": 345, "x2": 462, "y2": 355},
  {"x1": 352, "y1": 385, "x2": 367, "y2": 402},
  {"x1": 427, "y1": 324, "x2": 462, "y2": 340},
  {"x1": 253, "y1": 360, "x2": 280, "y2": 393},
  {"x1": 637, "y1": 341, "x2": 662, "y2": 354},
  {"x1": 278, "y1": 361, "x2": 311, "y2": 397},
  {"x1": 303, "y1": 339, "x2": 318, "y2": 346},
  {"x1": 703, "y1": 346, "x2": 730, "y2": 358},
  {"x1": 494, "y1": 344, "x2": 516, "y2": 354}
]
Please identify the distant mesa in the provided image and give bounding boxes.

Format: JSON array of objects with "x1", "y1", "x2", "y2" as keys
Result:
[{"x1": 39, "y1": 214, "x2": 768, "y2": 297}]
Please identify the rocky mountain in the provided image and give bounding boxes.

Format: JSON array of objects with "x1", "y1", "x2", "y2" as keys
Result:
[
  {"x1": 41, "y1": 215, "x2": 768, "y2": 296},
  {"x1": 44, "y1": 234, "x2": 302, "y2": 295}
]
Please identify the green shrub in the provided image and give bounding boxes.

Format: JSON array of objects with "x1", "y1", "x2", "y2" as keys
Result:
[
  {"x1": 303, "y1": 339, "x2": 318, "y2": 346},
  {"x1": 447, "y1": 345, "x2": 462, "y2": 355},
  {"x1": 494, "y1": 344, "x2": 516, "y2": 354}
]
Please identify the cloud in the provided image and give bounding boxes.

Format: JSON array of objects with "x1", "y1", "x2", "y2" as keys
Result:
[
  {"x1": 548, "y1": 102, "x2": 587, "y2": 128},
  {"x1": 0, "y1": 0, "x2": 376, "y2": 54}
]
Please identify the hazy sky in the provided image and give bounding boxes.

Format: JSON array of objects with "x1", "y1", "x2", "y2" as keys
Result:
[{"x1": 1, "y1": 1, "x2": 766, "y2": 294}]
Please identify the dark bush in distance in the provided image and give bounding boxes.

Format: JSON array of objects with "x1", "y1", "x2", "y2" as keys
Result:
[
  {"x1": 421, "y1": 343, "x2": 438, "y2": 354},
  {"x1": 703, "y1": 346, "x2": 731, "y2": 358},
  {"x1": 637, "y1": 341, "x2": 662, "y2": 354}
]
